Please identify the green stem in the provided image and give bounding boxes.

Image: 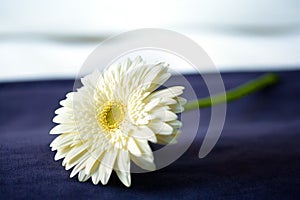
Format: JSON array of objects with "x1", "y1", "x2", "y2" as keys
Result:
[{"x1": 184, "y1": 73, "x2": 279, "y2": 111}]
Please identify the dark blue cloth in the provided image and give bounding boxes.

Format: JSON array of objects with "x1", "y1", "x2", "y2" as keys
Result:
[{"x1": 1, "y1": 71, "x2": 300, "y2": 199}]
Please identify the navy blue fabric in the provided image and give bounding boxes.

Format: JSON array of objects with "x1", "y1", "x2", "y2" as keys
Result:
[{"x1": 1, "y1": 71, "x2": 300, "y2": 199}]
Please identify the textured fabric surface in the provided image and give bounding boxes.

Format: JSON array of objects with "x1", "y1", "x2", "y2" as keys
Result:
[{"x1": 1, "y1": 71, "x2": 300, "y2": 199}]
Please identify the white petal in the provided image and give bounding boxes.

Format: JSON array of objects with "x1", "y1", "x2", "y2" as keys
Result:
[
  {"x1": 78, "y1": 170, "x2": 90, "y2": 182},
  {"x1": 115, "y1": 171, "x2": 131, "y2": 187},
  {"x1": 137, "y1": 139, "x2": 153, "y2": 156},
  {"x1": 135, "y1": 118, "x2": 149, "y2": 125},
  {"x1": 129, "y1": 139, "x2": 155, "y2": 170},
  {"x1": 114, "y1": 150, "x2": 131, "y2": 187},
  {"x1": 50, "y1": 124, "x2": 76, "y2": 135},
  {"x1": 130, "y1": 140, "x2": 154, "y2": 162},
  {"x1": 81, "y1": 69, "x2": 100, "y2": 90},
  {"x1": 143, "y1": 65, "x2": 165, "y2": 84},
  {"x1": 65, "y1": 149, "x2": 89, "y2": 171},
  {"x1": 54, "y1": 107, "x2": 73, "y2": 115},
  {"x1": 170, "y1": 97, "x2": 187, "y2": 113},
  {"x1": 128, "y1": 138, "x2": 142, "y2": 157},
  {"x1": 54, "y1": 145, "x2": 71, "y2": 161},
  {"x1": 156, "y1": 131, "x2": 181, "y2": 145},
  {"x1": 59, "y1": 93, "x2": 74, "y2": 107},
  {"x1": 50, "y1": 133, "x2": 74, "y2": 149},
  {"x1": 91, "y1": 170, "x2": 100, "y2": 185},
  {"x1": 114, "y1": 150, "x2": 130, "y2": 172},
  {"x1": 98, "y1": 150, "x2": 117, "y2": 185},
  {"x1": 70, "y1": 157, "x2": 89, "y2": 178},
  {"x1": 169, "y1": 104, "x2": 184, "y2": 113},
  {"x1": 159, "y1": 97, "x2": 177, "y2": 105},
  {"x1": 53, "y1": 113, "x2": 74, "y2": 124},
  {"x1": 150, "y1": 72, "x2": 171, "y2": 90},
  {"x1": 150, "y1": 110, "x2": 177, "y2": 122},
  {"x1": 131, "y1": 154, "x2": 155, "y2": 171},
  {"x1": 131, "y1": 56, "x2": 143, "y2": 67},
  {"x1": 144, "y1": 98, "x2": 160, "y2": 112},
  {"x1": 149, "y1": 121, "x2": 173, "y2": 135},
  {"x1": 64, "y1": 144, "x2": 88, "y2": 169},
  {"x1": 99, "y1": 165, "x2": 112, "y2": 185},
  {"x1": 149, "y1": 86, "x2": 184, "y2": 99},
  {"x1": 167, "y1": 120, "x2": 182, "y2": 129},
  {"x1": 85, "y1": 151, "x2": 104, "y2": 175},
  {"x1": 177, "y1": 96, "x2": 187, "y2": 105},
  {"x1": 130, "y1": 126, "x2": 157, "y2": 143}
]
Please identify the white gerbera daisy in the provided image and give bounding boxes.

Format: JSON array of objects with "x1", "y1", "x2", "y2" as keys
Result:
[{"x1": 50, "y1": 56, "x2": 186, "y2": 187}]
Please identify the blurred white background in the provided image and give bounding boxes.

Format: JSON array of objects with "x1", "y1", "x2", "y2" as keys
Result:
[{"x1": 0, "y1": 0, "x2": 299, "y2": 81}]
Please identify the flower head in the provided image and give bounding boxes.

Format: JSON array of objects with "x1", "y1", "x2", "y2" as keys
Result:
[{"x1": 50, "y1": 56, "x2": 186, "y2": 187}]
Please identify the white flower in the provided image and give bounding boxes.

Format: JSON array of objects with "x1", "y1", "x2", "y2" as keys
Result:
[{"x1": 50, "y1": 56, "x2": 186, "y2": 187}]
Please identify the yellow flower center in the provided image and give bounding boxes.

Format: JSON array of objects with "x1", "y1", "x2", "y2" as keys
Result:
[{"x1": 97, "y1": 101, "x2": 125, "y2": 131}]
